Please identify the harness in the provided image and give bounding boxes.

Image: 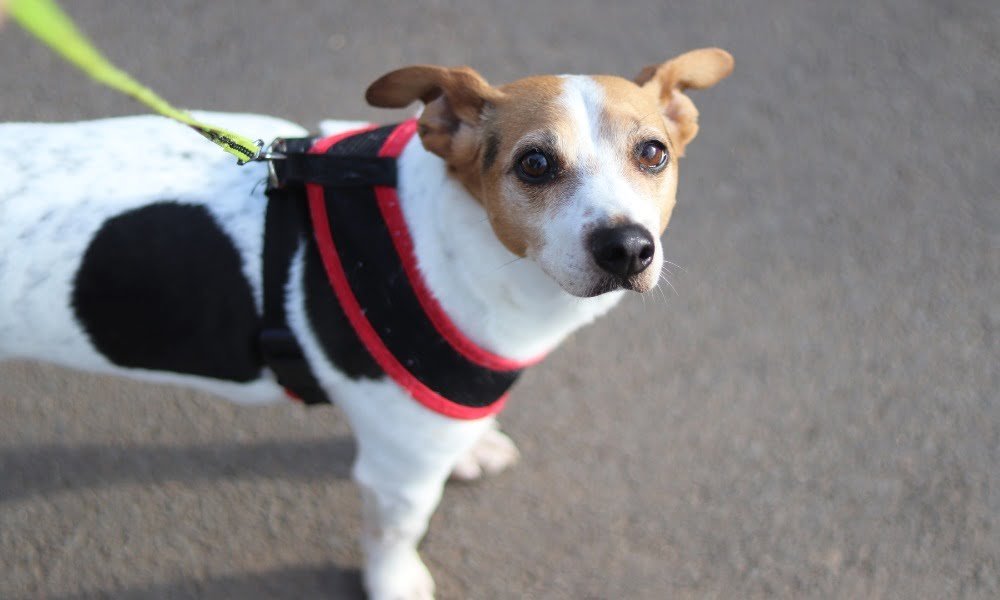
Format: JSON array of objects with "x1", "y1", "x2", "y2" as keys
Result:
[{"x1": 259, "y1": 121, "x2": 543, "y2": 419}]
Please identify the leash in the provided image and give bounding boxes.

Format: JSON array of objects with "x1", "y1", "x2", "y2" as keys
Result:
[{"x1": 8, "y1": 0, "x2": 269, "y2": 165}]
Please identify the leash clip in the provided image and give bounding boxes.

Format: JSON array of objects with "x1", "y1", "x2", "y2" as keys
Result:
[
  {"x1": 263, "y1": 139, "x2": 288, "y2": 188},
  {"x1": 239, "y1": 139, "x2": 287, "y2": 166},
  {"x1": 255, "y1": 138, "x2": 287, "y2": 162}
]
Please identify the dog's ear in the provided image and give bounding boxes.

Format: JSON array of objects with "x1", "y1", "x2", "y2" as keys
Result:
[
  {"x1": 634, "y1": 48, "x2": 733, "y2": 156},
  {"x1": 366, "y1": 65, "x2": 504, "y2": 164}
]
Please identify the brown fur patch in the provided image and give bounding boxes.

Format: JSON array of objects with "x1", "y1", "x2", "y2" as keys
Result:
[
  {"x1": 478, "y1": 74, "x2": 680, "y2": 252},
  {"x1": 635, "y1": 48, "x2": 734, "y2": 155},
  {"x1": 474, "y1": 76, "x2": 575, "y2": 256},
  {"x1": 591, "y1": 76, "x2": 678, "y2": 233},
  {"x1": 364, "y1": 50, "x2": 733, "y2": 257}
]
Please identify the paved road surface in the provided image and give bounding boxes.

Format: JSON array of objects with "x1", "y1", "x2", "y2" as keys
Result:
[{"x1": 1, "y1": 0, "x2": 997, "y2": 598}]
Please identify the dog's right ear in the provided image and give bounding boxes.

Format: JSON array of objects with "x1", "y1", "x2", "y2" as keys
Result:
[{"x1": 366, "y1": 65, "x2": 504, "y2": 164}]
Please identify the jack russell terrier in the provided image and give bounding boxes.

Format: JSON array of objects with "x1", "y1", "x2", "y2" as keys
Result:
[{"x1": 0, "y1": 47, "x2": 733, "y2": 599}]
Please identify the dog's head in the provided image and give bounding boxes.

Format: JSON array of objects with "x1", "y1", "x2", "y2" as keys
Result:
[{"x1": 366, "y1": 48, "x2": 733, "y2": 297}]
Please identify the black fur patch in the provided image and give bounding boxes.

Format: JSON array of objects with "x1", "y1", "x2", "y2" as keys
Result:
[
  {"x1": 303, "y1": 236, "x2": 385, "y2": 381},
  {"x1": 482, "y1": 129, "x2": 500, "y2": 172},
  {"x1": 72, "y1": 202, "x2": 263, "y2": 382}
]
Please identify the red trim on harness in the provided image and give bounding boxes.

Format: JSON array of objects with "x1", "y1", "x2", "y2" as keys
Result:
[
  {"x1": 305, "y1": 120, "x2": 518, "y2": 419},
  {"x1": 309, "y1": 123, "x2": 382, "y2": 154},
  {"x1": 374, "y1": 120, "x2": 545, "y2": 372}
]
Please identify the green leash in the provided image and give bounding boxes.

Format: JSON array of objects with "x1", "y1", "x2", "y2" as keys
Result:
[{"x1": 8, "y1": 0, "x2": 264, "y2": 164}]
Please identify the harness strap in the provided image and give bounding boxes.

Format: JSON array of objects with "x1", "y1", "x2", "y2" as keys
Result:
[
  {"x1": 305, "y1": 122, "x2": 532, "y2": 419},
  {"x1": 260, "y1": 122, "x2": 544, "y2": 416},
  {"x1": 260, "y1": 140, "x2": 331, "y2": 404},
  {"x1": 274, "y1": 154, "x2": 397, "y2": 188}
]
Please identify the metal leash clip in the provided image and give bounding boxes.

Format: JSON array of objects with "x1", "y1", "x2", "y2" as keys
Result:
[
  {"x1": 254, "y1": 139, "x2": 286, "y2": 161},
  {"x1": 258, "y1": 139, "x2": 288, "y2": 187}
]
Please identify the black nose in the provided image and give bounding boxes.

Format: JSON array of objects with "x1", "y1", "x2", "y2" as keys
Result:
[{"x1": 588, "y1": 224, "x2": 655, "y2": 277}]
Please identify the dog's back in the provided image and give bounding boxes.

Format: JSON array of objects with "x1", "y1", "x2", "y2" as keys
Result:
[{"x1": 0, "y1": 113, "x2": 304, "y2": 394}]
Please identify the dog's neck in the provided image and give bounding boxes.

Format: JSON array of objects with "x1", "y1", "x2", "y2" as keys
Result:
[{"x1": 397, "y1": 135, "x2": 624, "y2": 361}]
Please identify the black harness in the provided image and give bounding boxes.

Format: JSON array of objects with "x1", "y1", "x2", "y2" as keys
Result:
[{"x1": 259, "y1": 122, "x2": 542, "y2": 419}]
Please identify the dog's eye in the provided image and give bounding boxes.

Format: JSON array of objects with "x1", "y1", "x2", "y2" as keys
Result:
[
  {"x1": 516, "y1": 150, "x2": 553, "y2": 183},
  {"x1": 637, "y1": 141, "x2": 668, "y2": 171}
]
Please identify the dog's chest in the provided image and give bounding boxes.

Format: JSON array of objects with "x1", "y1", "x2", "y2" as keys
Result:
[{"x1": 275, "y1": 122, "x2": 531, "y2": 417}]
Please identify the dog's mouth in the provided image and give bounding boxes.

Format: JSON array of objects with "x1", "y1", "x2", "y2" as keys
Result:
[
  {"x1": 579, "y1": 275, "x2": 648, "y2": 298},
  {"x1": 534, "y1": 248, "x2": 659, "y2": 298}
]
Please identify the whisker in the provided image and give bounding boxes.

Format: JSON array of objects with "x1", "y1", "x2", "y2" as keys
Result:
[
  {"x1": 658, "y1": 263, "x2": 675, "y2": 281},
  {"x1": 662, "y1": 259, "x2": 688, "y2": 273},
  {"x1": 656, "y1": 282, "x2": 669, "y2": 305},
  {"x1": 653, "y1": 269, "x2": 669, "y2": 304},
  {"x1": 662, "y1": 276, "x2": 679, "y2": 297},
  {"x1": 494, "y1": 256, "x2": 525, "y2": 271}
]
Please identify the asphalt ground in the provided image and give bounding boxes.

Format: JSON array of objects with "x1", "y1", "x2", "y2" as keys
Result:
[{"x1": 1, "y1": 0, "x2": 997, "y2": 598}]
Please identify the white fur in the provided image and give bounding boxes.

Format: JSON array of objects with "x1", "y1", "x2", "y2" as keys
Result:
[
  {"x1": 397, "y1": 132, "x2": 624, "y2": 360},
  {"x1": 532, "y1": 76, "x2": 665, "y2": 297},
  {"x1": 0, "y1": 111, "x2": 640, "y2": 599},
  {"x1": 0, "y1": 113, "x2": 305, "y2": 404},
  {"x1": 450, "y1": 420, "x2": 521, "y2": 481}
]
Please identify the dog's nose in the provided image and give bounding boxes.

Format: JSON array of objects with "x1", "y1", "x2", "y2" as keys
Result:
[{"x1": 588, "y1": 224, "x2": 655, "y2": 277}]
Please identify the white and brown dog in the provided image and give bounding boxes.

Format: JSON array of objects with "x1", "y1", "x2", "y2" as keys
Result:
[{"x1": 0, "y1": 48, "x2": 732, "y2": 599}]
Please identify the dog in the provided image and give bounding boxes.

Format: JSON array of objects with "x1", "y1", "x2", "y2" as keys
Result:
[{"x1": 0, "y1": 47, "x2": 733, "y2": 599}]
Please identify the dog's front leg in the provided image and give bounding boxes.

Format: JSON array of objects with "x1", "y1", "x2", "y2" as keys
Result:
[
  {"x1": 340, "y1": 389, "x2": 493, "y2": 600},
  {"x1": 356, "y1": 473, "x2": 441, "y2": 600}
]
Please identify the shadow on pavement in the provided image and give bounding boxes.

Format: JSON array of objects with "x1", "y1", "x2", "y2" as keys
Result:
[
  {"x1": 0, "y1": 437, "x2": 356, "y2": 503},
  {"x1": 48, "y1": 563, "x2": 364, "y2": 600}
]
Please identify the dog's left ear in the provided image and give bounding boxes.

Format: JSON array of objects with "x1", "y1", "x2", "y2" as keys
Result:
[
  {"x1": 366, "y1": 65, "x2": 504, "y2": 166},
  {"x1": 635, "y1": 48, "x2": 734, "y2": 156}
]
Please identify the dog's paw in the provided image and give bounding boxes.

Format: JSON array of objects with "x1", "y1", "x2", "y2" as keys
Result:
[
  {"x1": 450, "y1": 425, "x2": 520, "y2": 481},
  {"x1": 364, "y1": 548, "x2": 435, "y2": 600}
]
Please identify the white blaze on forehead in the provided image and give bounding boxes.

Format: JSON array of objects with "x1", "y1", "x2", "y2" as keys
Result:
[
  {"x1": 506, "y1": 76, "x2": 666, "y2": 296},
  {"x1": 555, "y1": 75, "x2": 659, "y2": 232},
  {"x1": 559, "y1": 75, "x2": 606, "y2": 159}
]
